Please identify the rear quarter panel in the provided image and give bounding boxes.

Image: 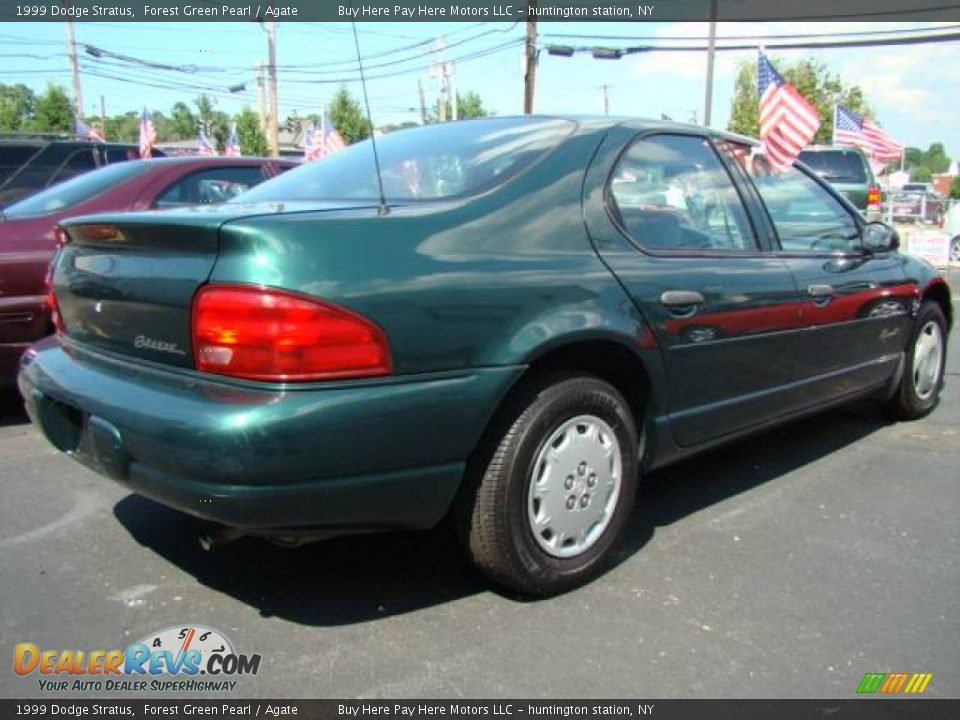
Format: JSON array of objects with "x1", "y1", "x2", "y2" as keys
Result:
[{"x1": 210, "y1": 126, "x2": 654, "y2": 376}]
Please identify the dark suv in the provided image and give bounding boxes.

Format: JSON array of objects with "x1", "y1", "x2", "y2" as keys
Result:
[
  {"x1": 0, "y1": 135, "x2": 164, "y2": 208},
  {"x1": 798, "y1": 145, "x2": 881, "y2": 219}
]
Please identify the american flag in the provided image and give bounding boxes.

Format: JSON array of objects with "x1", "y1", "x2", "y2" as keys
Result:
[
  {"x1": 139, "y1": 107, "x2": 156, "y2": 159},
  {"x1": 757, "y1": 52, "x2": 821, "y2": 172},
  {"x1": 197, "y1": 126, "x2": 218, "y2": 156},
  {"x1": 833, "y1": 104, "x2": 903, "y2": 163},
  {"x1": 304, "y1": 113, "x2": 346, "y2": 162},
  {"x1": 74, "y1": 116, "x2": 104, "y2": 142},
  {"x1": 224, "y1": 121, "x2": 241, "y2": 157}
]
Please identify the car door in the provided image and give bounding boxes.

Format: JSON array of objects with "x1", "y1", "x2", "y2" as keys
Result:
[
  {"x1": 735, "y1": 153, "x2": 915, "y2": 405},
  {"x1": 584, "y1": 128, "x2": 804, "y2": 447}
]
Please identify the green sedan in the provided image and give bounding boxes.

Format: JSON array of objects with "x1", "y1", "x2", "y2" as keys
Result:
[{"x1": 19, "y1": 117, "x2": 952, "y2": 595}]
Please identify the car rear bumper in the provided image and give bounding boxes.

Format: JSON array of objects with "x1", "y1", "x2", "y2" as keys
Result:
[
  {"x1": 18, "y1": 337, "x2": 523, "y2": 532},
  {"x1": 1, "y1": 341, "x2": 32, "y2": 385}
]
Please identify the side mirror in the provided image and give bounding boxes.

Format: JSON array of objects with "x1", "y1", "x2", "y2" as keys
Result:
[{"x1": 862, "y1": 222, "x2": 899, "y2": 253}]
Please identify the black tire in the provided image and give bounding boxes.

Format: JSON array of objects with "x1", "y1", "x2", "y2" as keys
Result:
[
  {"x1": 951, "y1": 236, "x2": 960, "y2": 264},
  {"x1": 885, "y1": 301, "x2": 948, "y2": 420},
  {"x1": 458, "y1": 373, "x2": 639, "y2": 596}
]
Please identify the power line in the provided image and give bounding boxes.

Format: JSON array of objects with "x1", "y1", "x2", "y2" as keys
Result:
[
  {"x1": 546, "y1": 29, "x2": 960, "y2": 57},
  {"x1": 543, "y1": 23, "x2": 960, "y2": 42}
]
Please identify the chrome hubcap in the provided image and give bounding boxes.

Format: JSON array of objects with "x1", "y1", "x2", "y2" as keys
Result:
[
  {"x1": 913, "y1": 321, "x2": 943, "y2": 401},
  {"x1": 527, "y1": 415, "x2": 622, "y2": 558}
]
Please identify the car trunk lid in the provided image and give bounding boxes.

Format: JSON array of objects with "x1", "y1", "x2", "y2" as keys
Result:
[{"x1": 53, "y1": 202, "x2": 377, "y2": 369}]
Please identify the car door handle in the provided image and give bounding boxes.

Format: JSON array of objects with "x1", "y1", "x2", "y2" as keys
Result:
[
  {"x1": 660, "y1": 290, "x2": 705, "y2": 308},
  {"x1": 807, "y1": 284, "x2": 835, "y2": 299}
]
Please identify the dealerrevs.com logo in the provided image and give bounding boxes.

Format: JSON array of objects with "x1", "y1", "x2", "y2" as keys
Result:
[{"x1": 13, "y1": 625, "x2": 261, "y2": 693}]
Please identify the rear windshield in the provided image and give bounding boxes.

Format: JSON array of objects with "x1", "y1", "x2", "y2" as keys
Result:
[
  {"x1": 798, "y1": 150, "x2": 867, "y2": 183},
  {"x1": 3, "y1": 160, "x2": 149, "y2": 218},
  {"x1": 901, "y1": 184, "x2": 929, "y2": 193},
  {"x1": 236, "y1": 117, "x2": 574, "y2": 203}
]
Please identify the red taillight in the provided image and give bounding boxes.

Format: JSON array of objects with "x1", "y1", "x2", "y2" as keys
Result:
[
  {"x1": 191, "y1": 284, "x2": 391, "y2": 382},
  {"x1": 46, "y1": 227, "x2": 69, "y2": 333},
  {"x1": 867, "y1": 185, "x2": 881, "y2": 206}
]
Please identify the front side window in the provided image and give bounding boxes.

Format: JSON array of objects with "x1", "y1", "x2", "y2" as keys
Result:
[
  {"x1": 745, "y1": 159, "x2": 860, "y2": 253},
  {"x1": 608, "y1": 134, "x2": 757, "y2": 252}
]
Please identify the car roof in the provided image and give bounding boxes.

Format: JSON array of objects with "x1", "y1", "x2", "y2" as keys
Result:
[
  {"x1": 0, "y1": 138, "x2": 138, "y2": 148},
  {"x1": 438, "y1": 114, "x2": 761, "y2": 146},
  {"x1": 800, "y1": 145, "x2": 868, "y2": 155},
  {"x1": 125, "y1": 155, "x2": 299, "y2": 168}
]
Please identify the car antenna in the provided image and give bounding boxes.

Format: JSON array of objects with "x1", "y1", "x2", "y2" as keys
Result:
[{"x1": 350, "y1": 12, "x2": 389, "y2": 216}]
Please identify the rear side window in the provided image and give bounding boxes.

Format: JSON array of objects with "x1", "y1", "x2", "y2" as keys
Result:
[
  {"x1": 104, "y1": 147, "x2": 140, "y2": 163},
  {"x1": 49, "y1": 149, "x2": 97, "y2": 184},
  {"x1": 154, "y1": 166, "x2": 267, "y2": 208},
  {"x1": 608, "y1": 134, "x2": 757, "y2": 252},
  {"x1": 3, "y1": 160, "x2": 149, "y2": 218},
  {"x1": 798, "y1": 150, "x2": 867, "y2": 183}
]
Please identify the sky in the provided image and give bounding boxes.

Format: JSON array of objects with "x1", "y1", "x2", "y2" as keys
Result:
[{"x1": 1, "y1": 20, "x2": 959, "y2": 158}]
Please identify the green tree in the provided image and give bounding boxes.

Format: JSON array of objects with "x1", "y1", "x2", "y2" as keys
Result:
[
  {"x1": 949, "y1": 175, "x2": 960, "y2": 200},
  {"x1": 105, "y1": 111, "x2": 138, "y2": 142},
  {"x1": 0, "y1": 83, "x2": 35, "y2": 131},
  {"x1": 905, "y1": 143, "x2": 951, "y2": 182},
  {"x1": 430, "y1": 90, "x2": 492, "y2": 122},
  {"x1": 28, "y1": 84, "x2": 73, "y2": 133},
  {"x1": 727, "y1": 58, "x2": 872, "y2": 144},
  {"x1": 192, "y1": 94, "x2": 228, "y2": 149},
  {"x1": 235, "y1": 107, "x2": 267, "y2": 156},
  {"x1": 169, "y1": 102, "x2": 197, "y2": 139},
  {"x1": 328, "y1": 86, "x2": 370, "y2": 144}
]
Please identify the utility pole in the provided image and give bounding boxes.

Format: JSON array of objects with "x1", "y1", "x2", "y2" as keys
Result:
[
  {"x1": 100, "y1": 95, "x2": 106, "y2": 140},
  {"x1": 599, "y1": 84, "x2": 612, "y2": 115},
  {"x1": 257, "y1": 61, "x2": 267, "y2": 133},
  {"x1": 266, "y1": 20, "x2": 279, "y2": 157},
  {"x1": 523, "y1": 0, "x2": 538, "y2": 114},
  {"x1": 431, "y1": 39, "x2": 448, "y2": 122},
  {"x1": 64, "y1": 21, "x2": 84, "y2": 118},
  {"x1": 448, "y1": 62, "x2": 458, "y2": 121},
  {"x1": 703, "y1": 0, "x2": 718, "y2": 127},
  {"x1": 417, "y1": 78, "x2": 428, "y2": 125}
]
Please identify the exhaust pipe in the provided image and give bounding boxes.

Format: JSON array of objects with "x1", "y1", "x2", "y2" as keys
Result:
[{"x1": 197, "y1": 525, "x2": 244, "y2": 551}]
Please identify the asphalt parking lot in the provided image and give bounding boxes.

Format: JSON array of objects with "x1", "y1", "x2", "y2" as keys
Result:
[{"x1": 1, "y1": 280, "x2": 958, "y2": 700}]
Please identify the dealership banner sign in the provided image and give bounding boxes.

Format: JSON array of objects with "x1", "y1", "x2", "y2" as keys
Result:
[
  {"x1": 904, "y1": 232, "x2": 952, "y2": 268},
  {"x1": 1, "y1": 0, "x2": 959, "y2": 22},
  {"x1": 1, "y1": 700, "x2": 959, "y2": 719}
]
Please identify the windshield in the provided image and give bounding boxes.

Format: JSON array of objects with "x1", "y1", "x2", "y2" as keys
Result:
[
  {"x1": 901, "y1": 184, "x2": 928, "y2": 193},
  {"x1": 798, "y1": 150, "x2": 867, "y2": 183},
  {"x1": 3, "y1": 160, "x2": 148, "y2": 218},
  {"x1": 236, "y1": 117, "x2": 574, "y2": 204}
]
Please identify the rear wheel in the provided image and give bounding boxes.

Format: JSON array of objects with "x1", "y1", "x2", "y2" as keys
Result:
[
  {"x1": 459, "y1": 374, "x2": 639, "y2": 596},
  {"x1": 886, "y1": 301, "x2": 947, "y2": 420}
]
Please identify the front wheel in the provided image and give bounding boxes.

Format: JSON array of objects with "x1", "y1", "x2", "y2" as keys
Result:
[
  {"x1": 886, "y1": 301, "x2": 948, "y2": 420},
  {"x1": 459, "y1": 374, "x2": 639, "y2": 596}
]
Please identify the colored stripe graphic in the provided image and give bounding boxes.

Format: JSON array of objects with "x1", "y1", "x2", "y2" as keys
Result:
[
  {"x1": 857, "y1": 672, "x2": 932, "y2": 694},
  {"x1": 904, "y1": 673, "x2": 933, "y2": 694}
]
